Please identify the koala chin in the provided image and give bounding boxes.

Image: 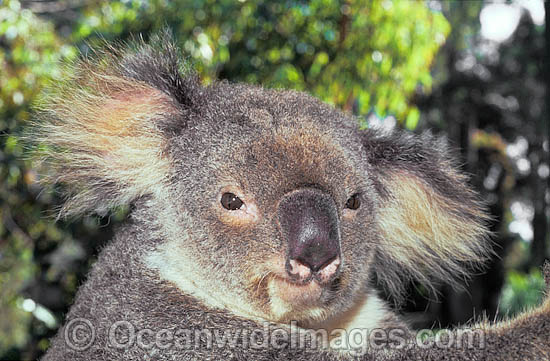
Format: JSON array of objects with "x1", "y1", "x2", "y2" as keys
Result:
[{"x1": 32, "y1": 31, "x2": 550, "y2": 361}]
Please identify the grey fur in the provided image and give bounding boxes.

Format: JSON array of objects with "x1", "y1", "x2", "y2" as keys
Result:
[{"x1": 35, "y1": 32, "x2": 550, "y2": 361}]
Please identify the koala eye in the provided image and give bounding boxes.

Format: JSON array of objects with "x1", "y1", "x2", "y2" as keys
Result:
[
  {"x1": 345, "y1": 194, "x2": 361, "y2": 210},
  {"x1": 221, "y1": 192, "x2": 244, "y2": 210}
]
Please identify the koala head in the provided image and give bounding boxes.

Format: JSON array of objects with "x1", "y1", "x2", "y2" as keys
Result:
[{"x1": 33, "y1": 33, "x2": 491, "y2": 326}]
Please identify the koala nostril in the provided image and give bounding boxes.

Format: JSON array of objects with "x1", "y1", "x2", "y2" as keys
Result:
[
  {"x1": 319, "y1": 256, "x2": 341, "y2": 280},
  {"x1": 287, "y1": 259, "x2": 312, "y2": 279}
]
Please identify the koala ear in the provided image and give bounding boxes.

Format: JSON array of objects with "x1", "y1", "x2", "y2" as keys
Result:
[
  {"x1": 31, "y1": 31, "x2": 201, "y2": 217},
  {"x1": 362, "y1": 129, "x2": 492, "y2": 300}
]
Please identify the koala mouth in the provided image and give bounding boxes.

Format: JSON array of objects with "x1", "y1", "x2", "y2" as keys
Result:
[
  {"x1": 253, "y1": 252, "x2": 343, "y2": 319},
  {"x1": 265, "y1": 257, "x2": 341, "y2": 307},
  {"x1": 269, "y1": 275, "x2": 324, "y2": 305}
]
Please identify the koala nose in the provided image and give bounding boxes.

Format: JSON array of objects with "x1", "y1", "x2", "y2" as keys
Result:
[{"x1": 278, "y1": 188, "x2": 341, "y2": 282}]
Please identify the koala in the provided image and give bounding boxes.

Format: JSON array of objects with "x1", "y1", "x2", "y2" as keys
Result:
[{"x1": 33, "y1": 32, "x2": 550, "y2": 360}]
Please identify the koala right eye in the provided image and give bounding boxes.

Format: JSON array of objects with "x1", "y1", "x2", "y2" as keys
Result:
[{"x1": 221, "y1": 193, "x2": 244, "y2": 210}]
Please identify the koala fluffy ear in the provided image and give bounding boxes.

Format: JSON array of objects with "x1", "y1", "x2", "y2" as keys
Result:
[
  {"x1": 31, "y1": 32, "x2": 201, "y2": 217},
  {"x1": 362, "y1": 129, "x2": 492, "y2": 300}
]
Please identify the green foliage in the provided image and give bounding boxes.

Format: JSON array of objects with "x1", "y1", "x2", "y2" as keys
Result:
[
  {"x1": 72, "y1": 0, "x2": 449, "y2": 123},
  {"x1": 499, "y1": 269, "x2": 546, "y2": 318},
  {"x1": 0, "y1": 0, "x2": 74, "y2": 354}
]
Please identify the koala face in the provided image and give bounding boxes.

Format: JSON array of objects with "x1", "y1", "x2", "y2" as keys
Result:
[{"x1": 150, "y1": 84, "x2": 379, "y2": 324}]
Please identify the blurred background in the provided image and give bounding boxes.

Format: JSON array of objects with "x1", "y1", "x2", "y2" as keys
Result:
[{"x1": 0, "y1": 0, "x2": 548, "y2": 359}]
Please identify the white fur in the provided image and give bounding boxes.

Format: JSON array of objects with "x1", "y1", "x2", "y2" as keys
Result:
[{"x1": 144, "y1": 239, "x2": 266, "y2": 322}]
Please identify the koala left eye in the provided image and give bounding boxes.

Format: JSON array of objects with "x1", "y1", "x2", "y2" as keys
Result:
[
  {"x1": 345, "y1": 194, "x2": 361, "y2": 210},
  {"x1": 221, "y1": 192, "x2": 244, "y2": 210}
]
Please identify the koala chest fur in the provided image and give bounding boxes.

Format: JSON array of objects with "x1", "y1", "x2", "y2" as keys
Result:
[{"x1": 34, "y1": 32, "x2": 550, "y2": 361}]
